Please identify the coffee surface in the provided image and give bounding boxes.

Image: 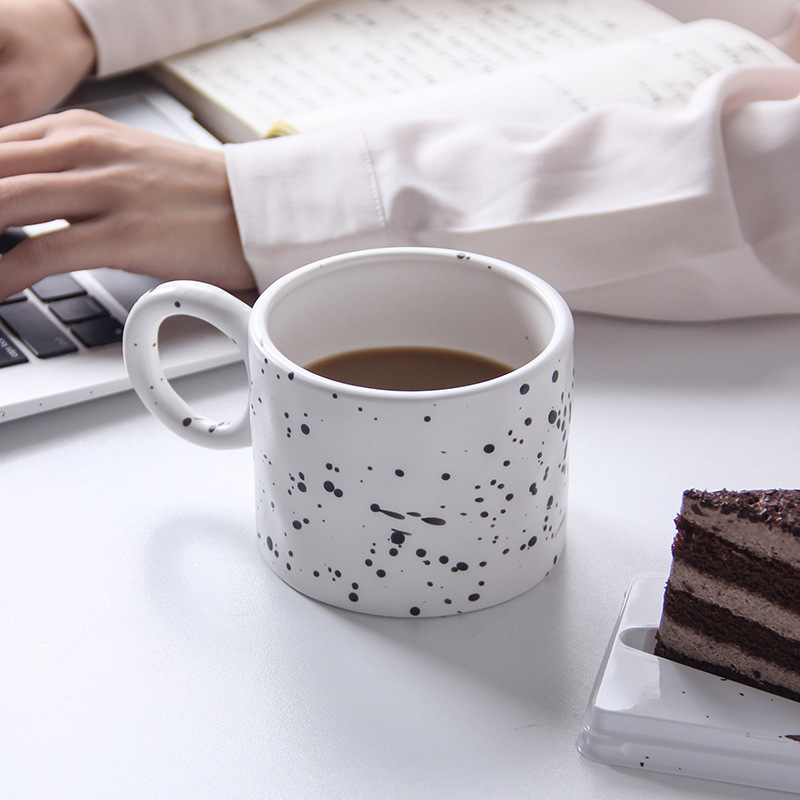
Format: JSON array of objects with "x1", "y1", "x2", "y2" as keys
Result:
[{"x1": 306, "y1": 346, "x2": 512, "y2": 390}]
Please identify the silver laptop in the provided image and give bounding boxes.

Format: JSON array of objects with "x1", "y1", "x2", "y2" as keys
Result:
[{"x1": 0, "y1": 77, "x2": 253, "y2": 424}]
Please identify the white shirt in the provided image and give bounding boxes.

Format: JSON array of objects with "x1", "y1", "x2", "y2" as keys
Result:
[{"x1": 68, "y1": 0, "x2": 800, "y2": 320}]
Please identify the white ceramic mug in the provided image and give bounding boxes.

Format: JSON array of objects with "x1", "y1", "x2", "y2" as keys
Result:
[{"x1": 123, "y1": 248, "x2": 574, "y2": 617}]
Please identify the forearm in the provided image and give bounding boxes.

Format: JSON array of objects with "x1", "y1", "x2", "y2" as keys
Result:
[
  {"x1": 68, "y1": 0, "x2": 318, "y2": 76},
  {"x1": 226, "y1": 63, "x2": 800, "y2": 322}
]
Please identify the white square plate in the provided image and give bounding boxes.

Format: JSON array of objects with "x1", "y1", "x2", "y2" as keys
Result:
[{"x1": 577, "y1": 573, "x2": 800, "y2": 793}]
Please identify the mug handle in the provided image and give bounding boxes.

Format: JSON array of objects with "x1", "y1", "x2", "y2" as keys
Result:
[{"x1": 122, "y1": 280, "x2": 252, "y2": 449}]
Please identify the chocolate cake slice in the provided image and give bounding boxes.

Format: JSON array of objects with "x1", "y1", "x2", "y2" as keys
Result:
[{"x1": 655, "y1": 488, "x2": 800, "y2": 702}]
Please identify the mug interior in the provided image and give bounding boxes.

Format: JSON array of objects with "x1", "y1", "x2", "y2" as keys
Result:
[{"x1": 258, "y1": 250, "x2": 559, "y2": 379}]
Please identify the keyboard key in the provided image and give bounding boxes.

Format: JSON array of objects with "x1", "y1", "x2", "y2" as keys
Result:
[
  {"x1": 91, "y1": 268, "x2": 161, "y2": 312},
  {"x1": 49, "y1": 295, "x2": 109, "y2": 325},
  {"x1": 0, "y1": 300, "x2": 78, "y2": 358},
  {"x1": 30, "y1": 274, "x2": 86, "y2": 302},
  {"x1": 70, "y1": 316, "x2": 123, "y2": 348},
  {"x1": 0, "y1": 292, "x2": 27, "y2": 305},
  {"x1": 0, "y1": 332, "x2": 28, "y2": 368},
  {"x1": 0, "y1": 228, "x2": 27, "y2": 254}
]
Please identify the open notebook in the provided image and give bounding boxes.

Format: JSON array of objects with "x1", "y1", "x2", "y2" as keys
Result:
[{"x1": 0, "y1": 78, "x2": 253, "y2": 424}]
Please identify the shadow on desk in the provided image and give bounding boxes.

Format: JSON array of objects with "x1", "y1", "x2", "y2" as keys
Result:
[{"x1": 140, "y1": 499, "x2": 577, "y2": 725}]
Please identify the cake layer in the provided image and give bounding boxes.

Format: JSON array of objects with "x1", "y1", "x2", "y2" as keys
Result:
[
  {"x1": 655, "y1": 617, "x2": 800, "y2": 703},
  {"x1": 672, "y1": 517, "x2": 800, "y2": 613},
  {"x1": 659, "y1": 588, "x2": 800, "y2": 675},
  {"x1": 666, "y1": 561, "x2": 800, "y2": 642},
  {"x1": 681, "y1": 489, "x2": 800, "y2": 569}
]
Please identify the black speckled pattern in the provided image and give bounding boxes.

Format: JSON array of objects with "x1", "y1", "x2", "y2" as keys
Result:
[{"x1": 249, "y1": 350, "x2": 573, "y2": 617}]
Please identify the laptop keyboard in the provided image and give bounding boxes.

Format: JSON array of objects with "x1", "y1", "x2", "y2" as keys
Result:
[{"x1": 0, "y1": 228, "x2": 152, "y2": 368}]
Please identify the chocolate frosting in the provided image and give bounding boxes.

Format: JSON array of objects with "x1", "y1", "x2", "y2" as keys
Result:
[{"x1": 683, "y1": 488, "x2": 800, "y2": 534}]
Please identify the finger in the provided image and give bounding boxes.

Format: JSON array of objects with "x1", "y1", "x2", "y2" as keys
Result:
[
  {"x1": 0, "y1": 171, "x2": 108, "y2": 229},
  {"x1": 0, "y1": 109, "x2": 120, "y2": 164},
  {"x1": 0, "y1": 114, "x2": 87, "y2": 180},
  {"x1": 0, "y1": 139, "x2": 76, "y2": 179},
  {"x1": 0, "y1": 112, "x2": 165, "y2": 185},
  {"x1": 0, "y1": 235, "x2": 75, "y2": 299},
  {"x1": 0, "y1": 114, "x2": 52, "y2": 144},
  {"x1": 0, "y1": 221, "x2": 113, "y2": 299}
]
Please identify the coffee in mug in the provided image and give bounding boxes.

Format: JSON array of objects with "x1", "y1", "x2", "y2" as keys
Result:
[{"x1": 306, "y1": 345, "x2": 512, "y2": 390}]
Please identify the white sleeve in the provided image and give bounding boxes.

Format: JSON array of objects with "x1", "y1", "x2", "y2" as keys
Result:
[
  {"x1": 67, "y1": 0, "x2": 316, "y2": 76},
  {"x1": 225, "y1": 64, "x2": 800, "y2": 322}
]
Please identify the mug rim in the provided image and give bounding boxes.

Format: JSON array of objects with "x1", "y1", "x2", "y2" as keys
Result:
[{"x1": 250, "y1": 246, "x2": 573, "y2": 398}]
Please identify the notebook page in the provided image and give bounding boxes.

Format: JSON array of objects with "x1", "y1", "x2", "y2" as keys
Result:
[
  {"x1": 156, "y1": 0, "x2": 678, "y2": 139},
  {"x1": 280, "y1": 18, "x2": 794, "y2": 133}
]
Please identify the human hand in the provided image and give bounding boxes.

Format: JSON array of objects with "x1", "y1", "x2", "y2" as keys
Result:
[
  {"x1": 0, "y1": 109, "x2": 255, "y2": 300},
  {"x1": 0, "y1": 0, "x2": 96, "y2": 126}
]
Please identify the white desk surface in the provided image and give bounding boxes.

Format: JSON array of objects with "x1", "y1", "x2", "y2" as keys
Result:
[{"x1": 3, "y1": 311, "x2": 799, "y2": 799}]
